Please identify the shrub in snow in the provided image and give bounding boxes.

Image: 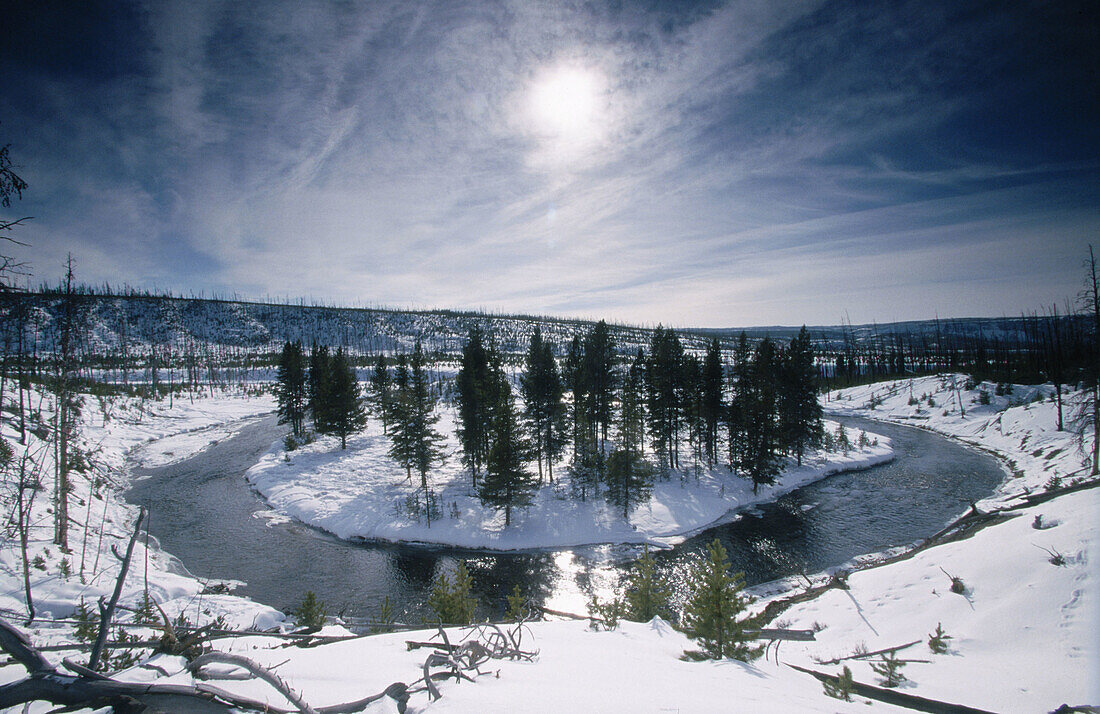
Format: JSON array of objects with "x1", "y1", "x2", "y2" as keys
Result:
[
  {"x1": 928, "y1": 622, "x2": 952, "y2": 654},
  {"x1": 370, "y1": 596, "x2": 397, "y2": 633},
  {"x1": 680, "y1": 538, "x2": 761, "y2": 661},
  {"x1": 1044, "y1": 475, "x2": 1062, "y2": 491},
  {"x1": 283, "y1": 434, "x2": 298, "y2": 451},
  {"x1": 823, "y1": 665, "x2": 854, "y2": 701},
  {"x1": 134, "y1": 590, "x2": 159, "y2": 626},
  {"x1": 624, "y1": 545, "x2": 674, "y2": 623},
  {"x1": 428, "y1": 560, "x2": 477, "y2": 625},
  {"x1": 587, "y1": 593, "x2": 626, "y2": 631},
  {"x1": 73, "y1": 599, "x2": 99, "y2": 643},
  {"x1": 505, "y1": 585, "x2": 532, "y2": 622},
  {"x1": 870, "y1": 651, "x2": 908, "y2": 688},
  {"x1": 979, "y1": 390, "x2": 991, "y2": 405},
  {"x1": 294, "y1": 590, "x2": 327, "y2": 629}
]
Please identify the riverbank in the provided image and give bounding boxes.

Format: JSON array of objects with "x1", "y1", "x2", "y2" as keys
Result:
[
  {"x1": 758, "y1": 374, "x2": 1098, "y2": 711},
  {"x1": 243, "y1": 410, "x2": 893, "y2": 550},
  {"x1": 0, "y1": 384, "x2": 285, "y2": 632},
  {"x1": 2, "y1": 377, "x2": 1094, "y2": 712}
]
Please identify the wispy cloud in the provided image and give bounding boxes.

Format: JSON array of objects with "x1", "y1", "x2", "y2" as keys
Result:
[{"x1": 1, "y1": 0, "x2": 1096, "y2": 326}]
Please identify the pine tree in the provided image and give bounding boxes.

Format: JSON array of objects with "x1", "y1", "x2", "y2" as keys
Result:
[
  {"x1": 308, "y1": 344, "x2": 332, "y2": 431},
  {"x1": 742, "y1": 337, "x2": 783, "y2": 494},
  {"x1": 778, "y1": 326, "x2": 822, "y2": 465},
  {"x1": 368, "y1": 353, "x2": 391, "y2": 434},
  {"x1": 564, "y1": 334, "x2": 587, "y2": 461},
  {"x1": 407, "y1": 342, "x2": 446, "y2": 517},
  {"x1": 701, "y1": 338, "x2": 724, "y2": 467},
  {"x1": 681, "y1": 353, "x2": 705, "y2": 477},
  {"x1": 646, "y1": 326, "x2": 684, "y2": 471},
  {"x1": 455, "y1": 327, "x2": 495, "y2": 487},
  {"x1": 294, "y1": 590, "x2": 327, "y2": 629},
  {"x1": 428, "y1": 560, "x2": 477, "y2": 624},
  {"x1": 276, "y1": 340, "x2": 307, "y2": 436},
  {"x1": 386, "y1": 353, "x2": 415, "y2": 480},
  {"x1": 521, "y1": 326, "x2": 565, "y2": 484},
  {"x1": 323, "y1": 347, "x2": 367, "y2": 449},
  {"x1": 566, "y1": 333, "x2": 601, "y2": 500},
  {"x1": 480, "y1": 380, "x2": 537, "y2": 526},
  {"x1": 725, "y1": 332, "x2": 752, "y2": 473},
  {"x1": 617, "y1": 349, "x2": 647, "y2": 456},
  {"x1": 681, "y1": 538, "x2": 761, "y2": 661},
  {"x1": 583, "y1": 320, "x2": 617, "y2": 450},
  {"x1": 504, "y1": 584, "x2": 530, "y2": 622},
  {"x1": 624, "y1": 545, "x2": 672, "y2": 622},
  {"x1": 605, "y1": 448, "x2": 653, "y2": 519}
]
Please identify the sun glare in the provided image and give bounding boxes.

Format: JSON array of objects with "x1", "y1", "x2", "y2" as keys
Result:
[{"x1": 528, "y1": 65, "x2": 605, "y2": 143}]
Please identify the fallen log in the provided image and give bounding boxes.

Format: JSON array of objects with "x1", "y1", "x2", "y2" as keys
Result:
[
  {"x1": 815, "y1": 639, "x2": 921, "y2": 665},
  {"x1": 788, "y1": 663, "x2": 997, "y2": 714}
]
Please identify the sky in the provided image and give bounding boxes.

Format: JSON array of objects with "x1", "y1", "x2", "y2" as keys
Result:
[{"x1": 1, "y1": 0, "x2": 1098, "y2": 328}]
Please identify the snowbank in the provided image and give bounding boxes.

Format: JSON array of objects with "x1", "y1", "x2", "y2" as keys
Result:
[
  {"x1": 244, "y1": 411, "x2": 892, "y2": 550},
  {"x1": 763, "y1": 375, "x2": 1098, "y2": 711},
  {"x1": 0, "y1": 385, "x2": 282, "y2": 631}
]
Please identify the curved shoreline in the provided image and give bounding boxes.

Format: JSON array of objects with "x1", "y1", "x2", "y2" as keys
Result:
[{"x1": 242, "y1": 418, "x2": 895, "y2": 553}]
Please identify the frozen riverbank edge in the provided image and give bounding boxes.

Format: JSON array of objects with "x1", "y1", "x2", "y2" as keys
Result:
[
  {"x1": 2, "y1": 375, "x2": 1095, "y2": 713},
  {"x1": 242, "y1": 415, "x2": 892, "y2": 551}
]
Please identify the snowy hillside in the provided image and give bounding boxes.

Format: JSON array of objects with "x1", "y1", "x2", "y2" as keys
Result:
[{"x1": 5, "y1": 292, "x2": 725, "y2": 360}]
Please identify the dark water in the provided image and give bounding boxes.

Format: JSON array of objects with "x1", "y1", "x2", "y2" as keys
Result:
[{"x1": 126, "y1": 414, "x2": 1005, "y2": 621}]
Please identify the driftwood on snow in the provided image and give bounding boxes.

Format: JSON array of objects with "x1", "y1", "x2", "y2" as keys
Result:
[{"x1": 788, "y1": 662, "x2": 998, "y2": 714}]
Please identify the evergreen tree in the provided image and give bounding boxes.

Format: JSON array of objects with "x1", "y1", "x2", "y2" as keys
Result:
[
  {"x1": 646, "y1": 326, "x2": 684, "y2": 471},
  {"x1": 521, "y1": 326, "x2": 566, "y2": 484},
  {"x1": 624, "y1": 545, "x2": 673, "y2": 622},
  {"x1": 407, "y1": 342, "x2": 446, "y2": 504},
  {"x1": 308, "y1": 344, "x2": 332, "y2": 431},
  {"x1": 605, "y1": 448, "x2": 654, "y2": 518},
  {"x1": 617, "y1": 349, "x2": 647, "y2": 456},
  {"x1": 778, "y1": 326, "x2": 823, "y2": 465},
  {"x1": 565, "y1": 333, "x2": 601, "y2": 500},
  {"x1": 725, "y1": 332, "x2": 752, "y2": 473},
  {"x1": 701, "y1": 338, "x2": 724, "y2": 467},
  {"x1": 681, "y1": 353, "x2": 705, "y2": 477},
  {"x1": 386, "y1": 353, "x2": 414, "y2": 480},
  {"x1": 564, "y1": 334, "x2": 588, "y2": 461},
  {"x1": 742, "y1": 337, "x2": 783, "y2": 494},
  {"x1": 582, "y1": 320, "x2": 617, "y2": 449},
  {"x1": 455, "y1": 327, "x2": 495, "y2": 487},
  {"x1": 322, "y1": 347, "x2": 366, "y2": 449},
  {"x1": 427, "y1": 560, "x2": 477, "y2": 624},
  {"x1": 480, "y1": 379, "x2": 537, "y2": 526},
  {"x1": 276, "y1": 340, "x2": 307, "y2": 436},
  {"x1": 368, "y1": 353, "x2": 391, "y2": 434},
  {"x1": 681, "y1": 538, "x2": 761, "y2": 661}
]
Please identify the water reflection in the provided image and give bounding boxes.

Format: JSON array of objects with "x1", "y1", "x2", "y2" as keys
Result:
[{"x1": 127, "y1": 414, "x2": 1004, "y2": 621}]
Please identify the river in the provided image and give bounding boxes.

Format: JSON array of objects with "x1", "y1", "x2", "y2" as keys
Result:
[{"x1": 125, "y1": 414, "x2": 1005, "y2": 623}]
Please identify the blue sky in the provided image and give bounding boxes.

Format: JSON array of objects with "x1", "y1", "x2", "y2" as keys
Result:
[{"x1": 1, "y1": 0, "x2": 1097, "y2": 327}]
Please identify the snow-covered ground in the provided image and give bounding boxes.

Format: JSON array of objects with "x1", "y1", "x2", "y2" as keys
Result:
[
  {"x1": 768, "y1": 375, "x2": 1099, "y2": 711},
  {"x1": 0, "y1": 385, "x2": 283, "y2": 632},
  {"x1": 2, "y1": 375, "x2": 1096, "y2": 713},
  {"x1": 244, "y1": 409, "x2": 891, "y2": 550}
]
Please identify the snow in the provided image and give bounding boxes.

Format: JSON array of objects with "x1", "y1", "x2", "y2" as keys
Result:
[
  {"x1": 244, "y1": 409, "x2": 892, "y2": 550},
  {"x1": 0, "y1": 385, "x2": 284, "y2": 636},
  {"x1": 765, "y1": 375, "x2": 1099, "y2": 711},
  {"x1": 2, "y1": 374, "x2": 1096, "y2": 713}
]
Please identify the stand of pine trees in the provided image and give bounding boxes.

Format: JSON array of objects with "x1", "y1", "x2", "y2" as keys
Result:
[
  {"x1": 276, "y1": 343, "x2": 365, "y2": 449},
  {"x1": 450, "y1": 322, "x2": 827, "y2": 521}
]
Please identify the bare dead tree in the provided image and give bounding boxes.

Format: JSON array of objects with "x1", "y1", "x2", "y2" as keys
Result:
[{"x1": 1076, "y1": 245, "x2": 1100, "y2": 475}]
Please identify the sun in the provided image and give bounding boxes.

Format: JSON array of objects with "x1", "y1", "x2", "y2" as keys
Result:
[{"x1": 527, "y1": 64, "x2": 606, "y2": 143}]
